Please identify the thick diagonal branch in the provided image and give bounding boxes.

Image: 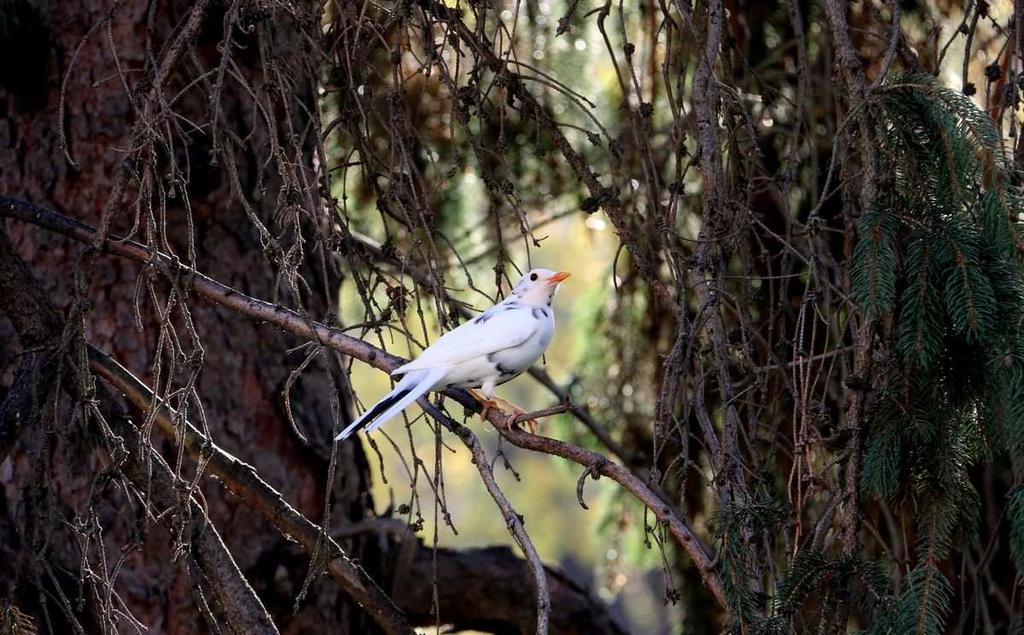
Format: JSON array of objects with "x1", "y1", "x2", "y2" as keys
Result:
[
  {"x1": 90, "y1": 347, "x2": 625, "y2": 633},
  {"x1": 86, "y1": 346, "x2": 414, "y2": 635},
  {"x1": 0, "y1": 224, "x2": 278, "y2": 635},
  {"x1": 394, "y1": 545, "x2": 626, "y2": 635},
  {"x1": 0, "y1": 196, "x2": 726, "y2": 608}
]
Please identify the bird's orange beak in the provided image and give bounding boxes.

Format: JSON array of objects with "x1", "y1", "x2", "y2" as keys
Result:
[{"x1": 547, "y1": 271, "x2": 571, "y2": 285}]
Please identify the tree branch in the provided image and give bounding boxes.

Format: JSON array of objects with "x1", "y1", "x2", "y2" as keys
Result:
[
  {"x1": 417, "y1": 398, "x2": 552, "y2": 634},
  {"x1": 394, "y1": 545, "x2": 626, "y2": 635},
  {"x1": 91, "y1": 346, "x2": 628, "y2": 633},
  {"x1": 0, "y1": 223, "x2": 279, "y2": 635},
  {"x1": 684, "y1": 0, "x2": 751, "y2": 498},
  {"x1": 86, "y1": 345, "x2": 415, "y2": 635},
  {"x1": 0, "y1": 196, "x2": 726, "y2": 608},
  {"x1": 821, "y1": 2, "x2": 878, "y2": 630}
]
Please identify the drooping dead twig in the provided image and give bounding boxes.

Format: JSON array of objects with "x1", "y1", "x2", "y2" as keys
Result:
[{"x1": 417, "y1": 399, "x2": 551, "y2": 634}]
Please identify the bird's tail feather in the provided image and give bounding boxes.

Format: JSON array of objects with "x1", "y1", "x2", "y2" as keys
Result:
[
  {"x1": 335, "y1": 386, "x2": 411, "y2": 441},
  {"x1": 335, "y1": 367, "x2": 447, "y2": 441},
  {"x1": 363, "y1": 367, "x2": 447, "y2": 434}
]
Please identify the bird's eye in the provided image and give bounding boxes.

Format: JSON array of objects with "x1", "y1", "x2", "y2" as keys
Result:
[{"x1": 530, "y1": 273, "x2": 538, "y2": 281}]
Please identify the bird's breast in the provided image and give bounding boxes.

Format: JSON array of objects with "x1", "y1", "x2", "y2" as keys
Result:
[{"x1": 486, "y1": 320, "x2": 553, "y2": 375}]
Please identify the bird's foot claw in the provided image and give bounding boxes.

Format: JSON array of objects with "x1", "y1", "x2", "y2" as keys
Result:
[
  {"x1": 470, "y1": 392, "x2": 539, "y2": 434},
  {"x1": 469, "y1": 390, "x2": 499, "y2": 421},
  {"x1": 497, "y1": 399, "x2": 537, "y2": 434},
  {"x1": 508, "y1": 410, "x2": 538, "y2": 434},
  {"x1": 485, "y1": 401, "x2": 520, "y2": 432},
  {"x1": 480, "y1": 400, "x2": 498, "y2": 421}
]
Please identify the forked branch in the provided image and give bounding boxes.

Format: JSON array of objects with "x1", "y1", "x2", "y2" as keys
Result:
[{"x1": 0, "y1": 196, "x2": 726, "y2": 608}]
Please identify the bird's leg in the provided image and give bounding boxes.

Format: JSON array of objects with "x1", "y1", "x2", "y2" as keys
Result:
[
  {"x1": 473, "y1": 380, "x2": 505, "y2": 422},
  {"x1": 468, "y1": 390, "x2": 538, "y2": 433},
  {"x1": 488, "y1": 395, "x2": 539, "y2": 433},
  {"x1": 468, "y1": 389, "x2": 500, "y2": 420},
  {"x1": 494, "y1": 396, "x2": 538, "y2": 433},
  {"x1": 525, "y1": 419, "x2": 538, "y2": 435}
]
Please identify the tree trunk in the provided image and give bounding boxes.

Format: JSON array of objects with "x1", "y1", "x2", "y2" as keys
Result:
[{"x1": 0, "y1": 1, "x2": 379, "y2": 631}]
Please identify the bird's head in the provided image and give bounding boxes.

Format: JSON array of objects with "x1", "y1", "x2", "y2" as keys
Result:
[{"x1": 509, "y1": 268, "x2": 571, "y2": 307}]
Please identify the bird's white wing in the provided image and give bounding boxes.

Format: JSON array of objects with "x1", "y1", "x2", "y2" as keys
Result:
[{"x1": 392, "y1": 307, "x2": 539, "y2": 375}]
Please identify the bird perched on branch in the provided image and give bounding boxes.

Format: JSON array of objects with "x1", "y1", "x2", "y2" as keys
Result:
[{"x1": 336, "y1": 268, "x2": 570, "y2": 441}]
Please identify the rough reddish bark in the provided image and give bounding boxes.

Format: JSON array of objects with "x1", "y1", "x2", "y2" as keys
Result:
[{"x1": 0, "y1": 1, "x2": 377, "y2": 631}]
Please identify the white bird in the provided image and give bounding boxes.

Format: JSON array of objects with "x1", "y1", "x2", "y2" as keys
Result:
[{"x1": 336, "y1": 268, "x2": 570, "y2": 441}]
